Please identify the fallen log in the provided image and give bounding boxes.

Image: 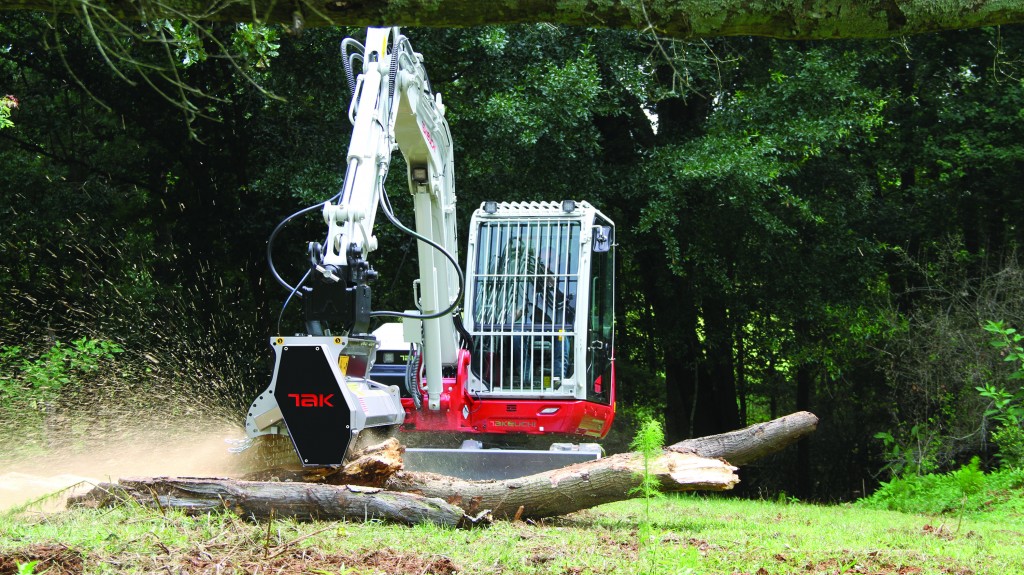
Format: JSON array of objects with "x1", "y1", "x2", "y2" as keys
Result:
[
  {"x1": 69, "y1": 476, "x2": 490, "y2": 528},
  {"x1": 71, "y1": 451, "x2": 738, "y2": 523},
  {"x1": 387, "y1": 450, "x2": 738, "y2": 519},
  {"x1": 386, "y1": 412, "x2": 818, "y2": 519},
  {"x1": 71, "y1": 412, "x2": 817, "y2": 523},
  {"x1": 668, "y1": 410, "x2": 819, "y2": 465}
]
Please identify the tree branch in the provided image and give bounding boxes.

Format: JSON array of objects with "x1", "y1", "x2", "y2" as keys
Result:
[{"x1": 3, "y1": 1, "x2": 1023, "y2": 39}]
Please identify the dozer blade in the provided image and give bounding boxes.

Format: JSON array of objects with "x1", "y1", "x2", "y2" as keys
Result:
[{"x1": 402, "y1": 442, "x2": 603, "y2": 480}]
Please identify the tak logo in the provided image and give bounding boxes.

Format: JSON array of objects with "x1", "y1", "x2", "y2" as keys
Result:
[
  {"x1": 287, "y1": 393, "x2": 334, "y2": 407},
  {"x1": 420, "y1": 121, "x2": 437, "y2": 151}
]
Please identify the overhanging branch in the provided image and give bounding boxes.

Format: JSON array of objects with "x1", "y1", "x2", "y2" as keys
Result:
[{"x1": 4, "y1": 0, "x2": 1024, "y2": 39}]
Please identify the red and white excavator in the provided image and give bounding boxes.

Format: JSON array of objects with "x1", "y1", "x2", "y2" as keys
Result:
[{"x1": 243, "y1": 27, "x2": 616, "y2": 479}]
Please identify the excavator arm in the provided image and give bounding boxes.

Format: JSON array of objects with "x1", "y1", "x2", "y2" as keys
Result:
[{"x1": 244, "y1": 27, "x2": 461, "y2": 466}]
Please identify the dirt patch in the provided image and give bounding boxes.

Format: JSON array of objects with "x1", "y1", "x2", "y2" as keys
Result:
[
  {"x1": 597, "y1": 532, "x2": 639, "y2": 554},
  {"x1": 0, "y1": 544, "x2": 459, "y2": 575},
  {"x1": 354, "y1": 548, "x2": 459, "y2": 575},
  {"x1": 173, "y1": 546, "x2": 459, "y2": 575},
  {"x1": 796, "y1": 555, "x2": 962, "y2": 575},
  {"x1": 0, "y1": 544, "x2": 83, "y2": 575},
  {"x1": 921, "y1": 523, "x2": 956, "y2": 541}
]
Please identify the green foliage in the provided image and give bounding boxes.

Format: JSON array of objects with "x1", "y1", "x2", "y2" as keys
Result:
[
  {"x1": 980, "y1": 321, "x2": 1024, "y2": 423},
  {"x1": 860, "y1": 457, "x2": 1024, "y2": 516},
  {"x1": 629, "y1": 416, "x2": 665, "y2": 572},
  {"x1": 871, "y1": 250, "x2": 1024, "y2": 482},
  {"x1": 979, "y1": 320, "x2": 1024, "y2": 467},
  {"x1": 990, "y1": 425, "x2": 1024, "y2": 469},
  {"x1": 158, "y1": 20, "x2": 207, "y2": 67},
  {"x1": 0, "y1": 94, "x2": 16, "y2": 129},
  {"x1": 0, "y1": 338, "x2": 123, "y2": 409},
  {"x1": 874, "y1": 423, "x2": 943, "y2": 477},
  {"x1": 232, "y1": 23, "x2": 281, "y2": 69},
  {"x1": 630, "y1": 415, "x2": 665, "y2": 505},
  {"x1": 15, "y1": 561, "x2": 37, "y2": 575}
]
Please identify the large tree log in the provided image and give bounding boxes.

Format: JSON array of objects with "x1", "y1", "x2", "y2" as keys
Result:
[
  {"x1": 3, "y1": 0, "x2": 1023, "y2": 40},
  {"x1": 387, "y1": 450, "x2": 738, "y2": 519},
  {"x1": 73, "y1": 450, "x2": 738, "y2": 522},
  {"x1": 668, "y1": 410, "x2": 819, "y2": 466},
  {"x1": 70, "y1": 476, "x2": 491, "y2": 528},
  {"x1": 71, "y1": 413, "x2": 817, "y2": 522},
  {"x1": 385, "y1": 411, "x2": 818, "y2": 518}
]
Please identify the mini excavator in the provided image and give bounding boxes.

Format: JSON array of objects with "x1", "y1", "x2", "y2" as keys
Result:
[{"x1": 243, "y1": 27, "x2": 616, "y2": 478}]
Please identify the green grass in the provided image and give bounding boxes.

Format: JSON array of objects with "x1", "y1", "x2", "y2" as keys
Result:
[{"x1": 3, "y1": 493, "x2": 1024, "y2": 574}]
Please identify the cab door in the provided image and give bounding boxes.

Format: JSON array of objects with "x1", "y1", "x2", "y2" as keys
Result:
[{"x1": 586, "y1": 223, "x2": 614, "y2": 404}]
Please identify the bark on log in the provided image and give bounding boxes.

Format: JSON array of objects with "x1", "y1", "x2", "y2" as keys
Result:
[
  {"x1": 668, "y1": 410, "x2": 819, "y2": 466},
  {"x1": 385, "y1": 411, "x2": 817, "y2": 518},
  {"x1": 3, "y1": 0, "x2": 1023, "y2": 40},
  {"x1": 69, "y1": 476, "x2": 490, "y2": 528},
  {"x1": 387, "y1": 450, "x2": 738, "y2": 519}
]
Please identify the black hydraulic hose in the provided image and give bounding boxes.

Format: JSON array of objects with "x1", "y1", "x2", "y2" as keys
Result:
[
  {"x1": 340, "y1": 38, "x2": 363, "y2": 98},
  {"x1": 387, "y1": 32, "x2": 399, "y2": 113},
  {"x1": 277, "y1": 268, "x2": 312, "y2": 334},
  {"x1": 452, "y1": 311, "x2": 473, "y2": 349},
  {"x1": 405, "y1": 343, "x2": 421, "y2": 410},
  {"x1": 372, "y1": 187, "x2": 465, "y2": 321},
  {"x1": 266, "y1": 202, "x2": 324, "y2": 295},
  {"x1": 266, "y1": 184, "x2": 344, "y2": 295}
]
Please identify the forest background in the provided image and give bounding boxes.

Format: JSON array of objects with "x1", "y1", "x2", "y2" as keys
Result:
[{"x1": 3, "y1": 10, "x2": 1024, "y2": 502}]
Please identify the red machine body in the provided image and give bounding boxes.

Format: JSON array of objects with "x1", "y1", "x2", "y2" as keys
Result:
[{"x1": 397, "y1": 350, "x2": 615, "y2": 439}]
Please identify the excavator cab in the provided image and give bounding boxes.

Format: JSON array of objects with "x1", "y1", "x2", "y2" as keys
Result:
[{"x1": 464, "y1": 200, "x2": 615, "y2": 409}]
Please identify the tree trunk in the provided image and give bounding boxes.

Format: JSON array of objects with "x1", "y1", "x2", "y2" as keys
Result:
[
  {"x1": 795, "y1": 360, "x2": 815, "y2": 498},
  {"x1": 3, "y1": 1, "x2": 1023, "y2": 39},
  {"x1": 71, "y1": 412, "x2": 817, "y2": 523},
  {"x1": 70, "y1": 476, "x2": 490, "y2": 528},
  {"x1": 702, "y1": 294, "x2": 741, "y2": 434},
  {"x1": 386, "y1": 450, "x2": 738, "y2": 519},
  {"x1": 668, "y1": 410, "x2": 818, "y2": 466}
]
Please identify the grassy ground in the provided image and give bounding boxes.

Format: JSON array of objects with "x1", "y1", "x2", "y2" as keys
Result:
[{"x1": 2, "y1": 492, "x2": 1022, "y2": 575}]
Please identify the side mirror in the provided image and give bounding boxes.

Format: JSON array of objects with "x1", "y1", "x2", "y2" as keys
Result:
[{"x1": 592, "y1": 226, "x2": 613, "y2": 253}]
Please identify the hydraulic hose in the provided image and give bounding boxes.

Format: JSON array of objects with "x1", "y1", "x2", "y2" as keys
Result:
[
  {"x1": 266, "y1": 201, "x2": 326, "y2": 295},
  {"x1": 340, "y1": 38, "x2": 363, "y2": 98},
  {"x1": 405, "y1": 343, "x2": 422, "y2": 410},
  {"x1": 277, "y1": 268, "x2": 312, "y2": 334},
  {"x1": 372, "y1": 186, "x2": 465, "y2": 321},
  {"x1": 387, "y1": 31, "x2": 400, "y2": 114}
]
